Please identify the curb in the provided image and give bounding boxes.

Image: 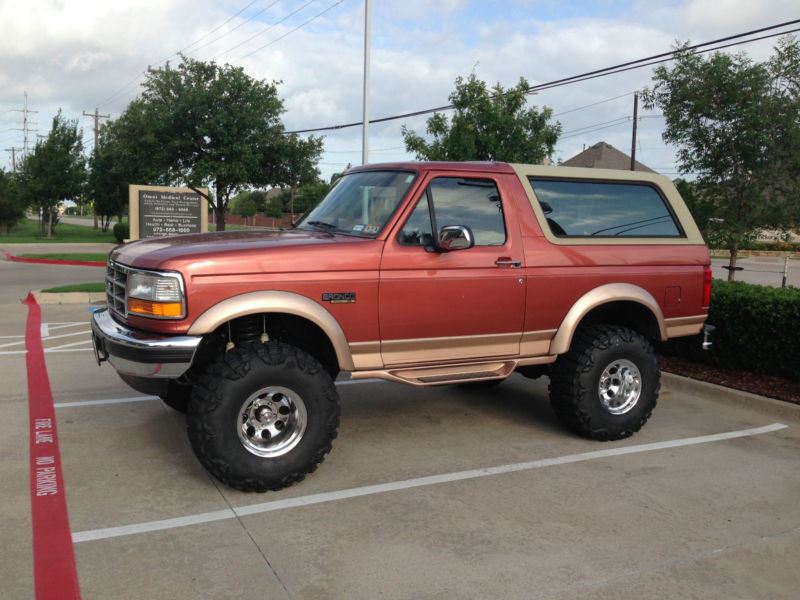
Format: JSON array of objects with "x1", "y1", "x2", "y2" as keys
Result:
[
  {"x1": 32, "y1": 290, "x2": 106, "y2": 305},
  {"x1": 662, "y1": 372, "x2": 800, "y2": 422},
  {"x1": 2, "y1": 250, "x2": 106, "y2": 267}
]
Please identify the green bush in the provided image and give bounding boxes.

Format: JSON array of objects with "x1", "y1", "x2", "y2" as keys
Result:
[
  {"x1": 661, "y1": 280, "x2": 800, "y2": 380},
  {"x1": 113, "y1": 222, "x2": 129, "y2": 243}
]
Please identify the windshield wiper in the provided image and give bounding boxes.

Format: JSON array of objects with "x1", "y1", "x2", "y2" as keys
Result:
[{"x1": 305, "y1": 220, "x2": 338, "y2": 231}]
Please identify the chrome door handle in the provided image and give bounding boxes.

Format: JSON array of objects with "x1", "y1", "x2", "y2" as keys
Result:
[{"x1": 495, "y1": 258, "x2": 521, "y2": 268}]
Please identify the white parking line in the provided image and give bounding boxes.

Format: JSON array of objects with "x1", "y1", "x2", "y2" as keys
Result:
[
  {"x1": 55, "y1": 396, "x2": 158, "y2": 408},
  {"x1": 0, "y1": 348, "x2": 95, "y2": 356},
  {"x1": 53, "y1": 379, "x2": 384, "y2": 408},
  {"x1": 46, "y1": 322, "x2": 88, "y2": 331},
  {"x1": 46, "y1": 339, "x2": 94, "y2": 351},
  {"x1": 0, "y1": 329, "x2": 90, "y2": 349},
  {"x1": 71, "y1": 422, "x2": 788, "y2": 543},
  {"x1": 40, "y1": 323, "x2": 49, "y2": 338}
]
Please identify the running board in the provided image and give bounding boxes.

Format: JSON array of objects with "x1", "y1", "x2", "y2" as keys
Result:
[{"x1": 351, "y1": 355, "x2": 555, "y2": 386}]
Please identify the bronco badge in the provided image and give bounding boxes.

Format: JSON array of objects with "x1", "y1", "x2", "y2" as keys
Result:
[{"x1": 322, "y1": 292, "x2": 356, "y2": 304}]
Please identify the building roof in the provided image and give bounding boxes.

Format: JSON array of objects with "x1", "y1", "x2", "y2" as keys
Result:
[{"x1": 562, "y1": 142, "x2": 655, "y2": 173}]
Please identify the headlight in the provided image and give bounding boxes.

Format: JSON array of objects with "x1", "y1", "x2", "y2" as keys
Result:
[{"x1": 127, "y1": 271, "x2": 185, "y2": 319}]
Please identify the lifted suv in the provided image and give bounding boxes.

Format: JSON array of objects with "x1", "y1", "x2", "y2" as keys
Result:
[{"x1": 92, "y1": 162, "x2": 712, "y2": 492}]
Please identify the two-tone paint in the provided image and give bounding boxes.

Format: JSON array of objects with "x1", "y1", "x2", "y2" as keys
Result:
[{"x1": 109, "y1": 161, "x2": 711, "y2": 383}]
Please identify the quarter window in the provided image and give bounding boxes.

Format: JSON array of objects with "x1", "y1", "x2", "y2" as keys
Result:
[
  {"x1": 399, "y1": 177, "x2": 506, "y2": 246},
  {"x1": 529, "y1": 178, "x2": 683, "y2": 238}
]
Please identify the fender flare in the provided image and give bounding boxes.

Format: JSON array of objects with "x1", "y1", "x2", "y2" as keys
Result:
[
  {"x1": 187, "y1": 290, "x2": 355, "y2": 371},
  {"x1": 549, "y1": 283, "x2": 666, "y2": 355}
]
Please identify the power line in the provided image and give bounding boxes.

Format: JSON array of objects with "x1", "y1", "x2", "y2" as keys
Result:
[
  {"x1": 553, "y1": 91, "x2": 634, "y2": 117},
  {"x1": 285, "y1": 18, "x2": 800, "y2": 134},
  {"x1": 208, "y1": 0, "x2": 311, "y2": 60},
  {"x1": 95, "y1": 0, "x2": 270, "y2": 108},
  {"x1": 189, "y1": 0, "x2": 286, "y2": 58},
  {"x1": 237, "y1": 1, "x2": 344, "y2": 60},
  {"x1": 178, "y1": 0, "x2": 260, "y2": 54}
]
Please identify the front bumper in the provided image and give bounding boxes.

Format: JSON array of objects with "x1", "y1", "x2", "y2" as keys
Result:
[{"x1": 91, "y1": 308, "x2": 201, "y2": 378}]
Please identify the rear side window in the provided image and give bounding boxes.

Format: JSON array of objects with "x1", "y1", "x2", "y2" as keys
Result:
[{"x1": 529, "y1": 178, "x2": 683, "y2": 238}]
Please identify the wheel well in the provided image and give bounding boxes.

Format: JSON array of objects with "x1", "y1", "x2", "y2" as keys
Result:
[
  {"x1": 192, "y1": 312, "x2": 340, "y2": 379},
  {"x1": 575, "y1": 301, "x2": 661, "y2": 342}
]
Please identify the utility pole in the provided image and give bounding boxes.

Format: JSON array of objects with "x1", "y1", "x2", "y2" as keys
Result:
[
  {"x1": 11, "y1": 92, "x2": 38, "y2": 158},
  {"x1": 4, "y1": 147, "x2": 22, "y2": 173},
  {"x1": 629, "y1": 92, "x2": 638, "y2": 171},
  {"x1": 361, "y1": 0, "x2": 372, "y2": 165},
  {"x1": 83, "y1": 108, "x2": 110, "y2": 229},
  {"x1": 83, "y1": 108, "x2": 110, "y2": 149}
]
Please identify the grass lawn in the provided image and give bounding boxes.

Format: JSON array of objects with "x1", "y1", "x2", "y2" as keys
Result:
[
  {"x1": 19, "y1": 252, "x2": 110, "y2": 262},
  {"x1": 0, "y1": 219, "x2": 117, "y2": 243},
  {"x1": 41, "y1": 282, "x2": 106, "y2": 293}
]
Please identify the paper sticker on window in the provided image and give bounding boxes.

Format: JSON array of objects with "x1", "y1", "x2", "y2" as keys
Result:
[
  {"x1": 405, "y1": 175, "x2": 414, "y2": 183},
  {"x1": 352, "y1": 224, "x2": 365, "y2": 232},
  {"x1": 364, "y1": 225, "x2": 380, "y2": 234}
]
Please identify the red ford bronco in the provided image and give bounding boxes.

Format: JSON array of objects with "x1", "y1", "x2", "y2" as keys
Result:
[{"x1": 92, "y1": 162, "x2": 712, "y2": 492}]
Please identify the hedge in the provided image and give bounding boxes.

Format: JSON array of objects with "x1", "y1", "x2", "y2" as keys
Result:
[
  {"x1": 113, "y1": 222, "x2": 129, "y2": 244},
  {"x1": 661, "y1": 280, "x2": 800, "y2": 380}
]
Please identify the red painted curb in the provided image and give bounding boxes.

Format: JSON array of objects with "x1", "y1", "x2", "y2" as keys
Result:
[
  {"x1": 23, "y1": 292, "x2": 82, "y2": 599},
  {"x1": 3, "y1": 250, "x2": 105, "y2": 268}
]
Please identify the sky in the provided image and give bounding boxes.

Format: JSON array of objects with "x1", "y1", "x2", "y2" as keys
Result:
[{"x1": 0, "y1": 0, "x2": 798, "y2": 182}]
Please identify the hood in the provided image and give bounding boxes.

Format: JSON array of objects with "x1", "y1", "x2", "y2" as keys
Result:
[{"x1": 111, "y1": 229, "x2": 372, "y2": 272}]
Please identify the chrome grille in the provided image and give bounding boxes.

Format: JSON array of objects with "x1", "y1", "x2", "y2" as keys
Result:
[{"x1": 105, "y1": 262, "x2": 128, "y2": 317}]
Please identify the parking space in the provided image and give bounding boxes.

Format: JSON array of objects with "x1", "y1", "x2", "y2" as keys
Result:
[{"x1": 1, "y1": 264, "x2": 799, "y2": 599}]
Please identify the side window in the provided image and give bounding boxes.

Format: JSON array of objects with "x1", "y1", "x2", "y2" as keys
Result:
[
  {"x1": 529, "y1": 178, "x2": 683, "y2": 238},
  {"x1": 399, "y1": 177, "x2": 507, "y2": 246},
  {"x1": 399, "y1": 196, "x2": 434, "y2": 246}
]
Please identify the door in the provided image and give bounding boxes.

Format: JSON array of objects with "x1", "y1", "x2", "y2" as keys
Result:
[{"x1": 379, "y1": 172, "x2": 526, "y2": 366}]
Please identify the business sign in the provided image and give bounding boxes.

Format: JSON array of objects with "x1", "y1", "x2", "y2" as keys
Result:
[{"x1": 128, "y1": 185, "x2": 208, "y2": 240}]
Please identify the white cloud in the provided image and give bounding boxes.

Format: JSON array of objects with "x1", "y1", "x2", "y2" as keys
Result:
[{"x1": 0, "y1": 0, "x2": 797, "y2": 180}]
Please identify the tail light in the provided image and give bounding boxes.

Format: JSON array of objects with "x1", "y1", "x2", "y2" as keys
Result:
[{"x1": 702, "y1": 265, "x2": 712, "y2": 308}]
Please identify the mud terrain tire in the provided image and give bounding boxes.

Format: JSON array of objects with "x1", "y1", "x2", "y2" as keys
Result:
[
  {"x1": 187, "y1": 341, "x2": 340, "y2": 492},
  {"x1": 549, "y1": 325, "x2": 659, "y2": 441}
]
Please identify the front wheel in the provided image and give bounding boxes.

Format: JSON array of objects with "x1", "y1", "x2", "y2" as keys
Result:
[
  {"x1": 187, "y1": 341, "x2": 340, "y2": 492},
  {"x1": 549, "y1": 325, "x2": 659, "y2": 441}
]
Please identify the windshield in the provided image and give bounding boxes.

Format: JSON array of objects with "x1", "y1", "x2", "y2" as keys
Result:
[{"x1": 296, "y1": 170, "x2": 417, "y2": 237}]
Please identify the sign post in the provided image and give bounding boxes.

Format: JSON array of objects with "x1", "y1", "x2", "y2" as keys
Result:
[{"x1": 128, "y1": 185, "x2": 208, "y2": 241}]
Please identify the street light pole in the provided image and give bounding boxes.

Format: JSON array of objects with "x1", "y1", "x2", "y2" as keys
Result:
[{"x1": 361, "y1": 0, "x2": 371, "y2": 165}]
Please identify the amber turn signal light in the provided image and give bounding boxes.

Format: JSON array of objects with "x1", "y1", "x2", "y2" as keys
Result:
[{"x1": 127, "y1": 298, "x2": 183, "y2": 318}]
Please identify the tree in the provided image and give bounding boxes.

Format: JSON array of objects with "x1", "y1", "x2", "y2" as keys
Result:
[
  {"x1": 278, "y1": 134, "x2": 324, "y2": 219},
  {"x1": 642, "y1": 37, "x2": 800, "y2": 280},
  {"x1": 290, "y1": 179, "x2": 331, "y2": 215},
  {"x1": 264, "y1": 196, "x2": 283, "y2": 219},
  {"x1": 0, "y1": 169, "x2": 25, "y2": 234},
  {"x1": 402, "y1": 74, "x2": 561, "y2": 163},
  {"x1": 234, "y1": 194, "x2": 257, "y2": 225},
  {"x1": 117, "y1": 56, "x2": 321, "y2": 230},
  {"x1": 17, "y1": 112, "x2": 85, "y2": 238},
  {"x1": 674, "y1": 179, "x2": 717, "y2": 242}
]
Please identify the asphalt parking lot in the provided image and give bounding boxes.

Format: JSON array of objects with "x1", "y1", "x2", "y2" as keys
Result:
[{"x1": 2, "y1": 256, "x2": 799, "y2": 599}]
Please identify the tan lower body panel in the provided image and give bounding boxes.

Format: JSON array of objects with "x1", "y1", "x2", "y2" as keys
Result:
[
  {"x1": 351, "y1": 355, "x2": 556, "y2": 386},
  {"x1": 664, "y1": 314, "x2": 706, "y2": 338},
  {"x1": 349, "y1": 329, "x2": 557, "y2": 386}
]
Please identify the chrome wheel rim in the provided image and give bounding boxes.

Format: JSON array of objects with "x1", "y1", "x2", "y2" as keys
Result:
[
  {"x1": 598, "y1": 359, "x2": 642, "y2": 415},
  {"x1": 236, "y1": 386, "x2": 307, "y2": 457}
]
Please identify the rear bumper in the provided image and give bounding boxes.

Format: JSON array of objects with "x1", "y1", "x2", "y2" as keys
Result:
[{"x1": 91, "y1": 308, "x2": 201, "y2": 378}]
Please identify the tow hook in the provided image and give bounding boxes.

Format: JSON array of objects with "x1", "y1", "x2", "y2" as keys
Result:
[{"x1": 702, "y1": 324, "x2": 715, "y2": 351}]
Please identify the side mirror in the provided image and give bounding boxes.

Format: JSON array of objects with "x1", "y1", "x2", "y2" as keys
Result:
[{"x1": 438, "y1": 225, "x2": 474, "y2": 252}]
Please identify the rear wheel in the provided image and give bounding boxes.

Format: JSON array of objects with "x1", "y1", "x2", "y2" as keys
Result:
[
  {"x1": 549, "y1": 325, "x2": 659, "y2": 440},
  {"x1": 187, "y1": 341, "x2": 340, "y2": 492}
]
